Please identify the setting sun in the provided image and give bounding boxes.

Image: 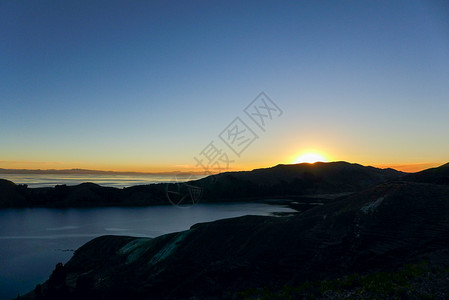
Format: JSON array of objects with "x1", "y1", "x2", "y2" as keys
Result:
[{"x1": 293, "y1": 152, "x2": 328, "y2": 164}]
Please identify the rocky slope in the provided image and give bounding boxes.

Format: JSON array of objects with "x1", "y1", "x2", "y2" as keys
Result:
[{"x1": 22, "y1": 180, "x2": 449, "y2": 299}]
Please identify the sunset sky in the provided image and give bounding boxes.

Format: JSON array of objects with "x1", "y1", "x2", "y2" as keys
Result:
[{"x1": 1, "y1": 1, "x2": 448, "y2": 173}]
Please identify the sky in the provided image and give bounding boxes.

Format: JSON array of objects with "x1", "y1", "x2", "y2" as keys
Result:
[{"x1": 1, "y1": 0, "x2": 448, "y2": 173}]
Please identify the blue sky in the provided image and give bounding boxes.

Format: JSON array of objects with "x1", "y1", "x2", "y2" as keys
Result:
[{"x1": 1, "y1": 1, "x2": 448, "y2": 172}]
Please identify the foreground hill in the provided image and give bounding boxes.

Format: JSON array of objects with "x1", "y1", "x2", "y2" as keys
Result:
[
  {"x1": 0, "y1": 162, "x2": 404, "y2": 208},
  {"x1": 22, "y1": 181, "x2": 449, "y2": 299}
]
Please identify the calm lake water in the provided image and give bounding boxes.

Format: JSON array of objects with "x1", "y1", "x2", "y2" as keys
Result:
[{"x1": 0, "y1": 203, "x2": 295, "y2": 299}]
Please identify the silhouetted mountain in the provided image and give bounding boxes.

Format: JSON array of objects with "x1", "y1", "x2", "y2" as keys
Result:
[
  {"x1": 0, "y1": 179, "x2": 27, "y2": 207},
  {"x1": 0, "y1": 162, "x2": 405, "y2": 208},
  {"x1": 21, "y1": 181, "x2": 449, "y2": 299},
  {"x1": 402, "y1": 162, "x2": 449, "y2": 185},
  {"x1": 198, "y1": 161, "x2": 404, "y2": 200},
  {"x1": 0, "y1": 181, "x2": 169, "y2": 208}
]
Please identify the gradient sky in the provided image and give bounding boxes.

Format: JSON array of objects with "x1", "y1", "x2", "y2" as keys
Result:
[{"x1": 1, "y1": 0, "x2": 448, "y2": 173}]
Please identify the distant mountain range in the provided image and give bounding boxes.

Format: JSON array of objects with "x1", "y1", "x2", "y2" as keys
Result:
[
  {"x1": 18, "y1": 161, "x2": 449, "y2": 299},
  {"x1": 0, "y1": 161, "x2": 406, "y2": 208},
  {"x1": 0, "y1": 168, "x2": 202, "y2": 175}
]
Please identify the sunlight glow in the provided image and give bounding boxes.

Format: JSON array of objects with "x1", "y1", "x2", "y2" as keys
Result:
[{"x1": 293, "y1": 152, "x2": 328, "y2": 164}]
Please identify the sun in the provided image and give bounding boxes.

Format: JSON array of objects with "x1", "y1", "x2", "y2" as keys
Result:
[{"x1": 293, "y1": 152, "x2": 328, "y2": 164}]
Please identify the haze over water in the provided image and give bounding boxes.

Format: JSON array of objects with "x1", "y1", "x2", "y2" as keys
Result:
[{"x1": 0, "y1": 174, "x2": 204, "y2": 188}]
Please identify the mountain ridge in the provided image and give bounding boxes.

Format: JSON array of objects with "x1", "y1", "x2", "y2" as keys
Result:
[
  {"x1": 14, "y1": 161, "x2": 449, "y2": 299},
  {"x1": 20, "y1": 180, "x2": 449, "y2": 299},
  {"x1": 0, "y1": 161, "x2": 406, "y2": 208},
  {"x1": 401, "y1": 162, "x2": 449, "y2": 185}
]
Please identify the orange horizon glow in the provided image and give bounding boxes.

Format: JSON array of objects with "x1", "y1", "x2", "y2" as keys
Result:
[
  {"x1": 372, "y1": 162, "x2": 443, "y2": 173},
  {"x1": 0, "y1": 160, "x2": 445, "y2": 174}
]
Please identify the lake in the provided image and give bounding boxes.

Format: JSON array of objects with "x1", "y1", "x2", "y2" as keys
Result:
[{"x1": 0, "y1": 203, "x2": 295, "y2": 299}]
